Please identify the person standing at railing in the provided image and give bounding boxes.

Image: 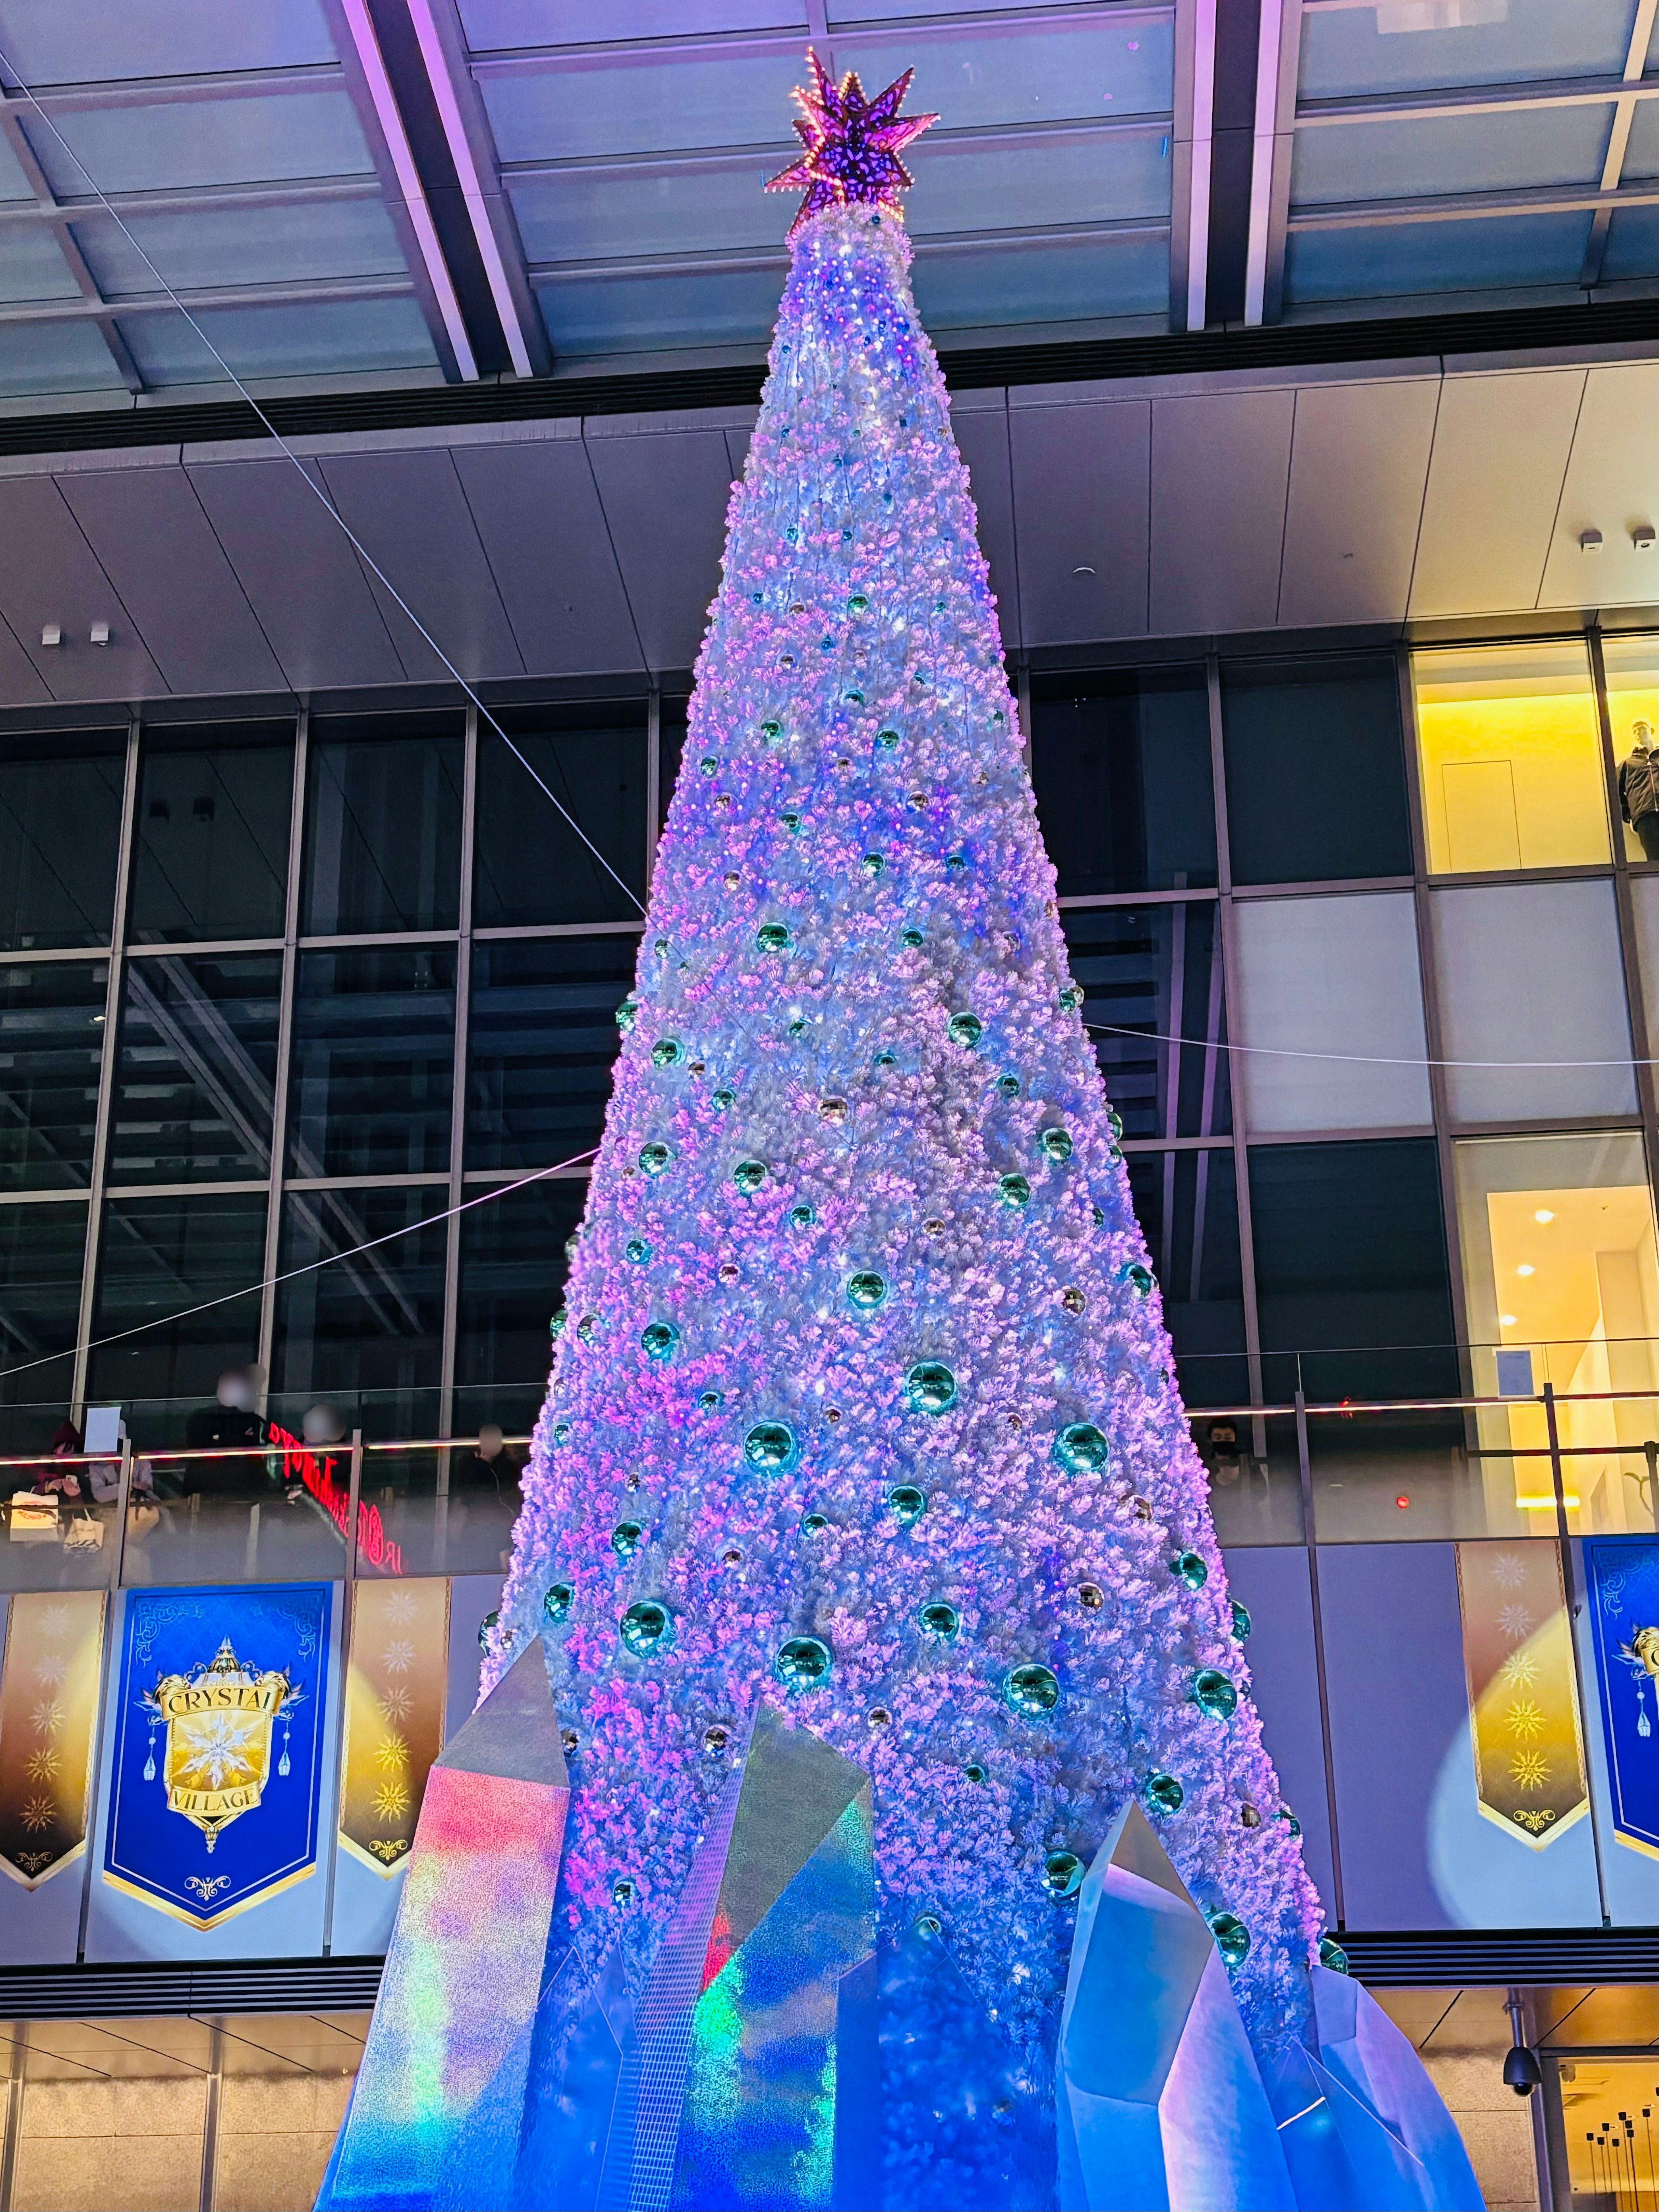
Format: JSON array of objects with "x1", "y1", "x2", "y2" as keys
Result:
[{"x1": 181, "y1": 1365, "x2": 272, "y2": 1497}]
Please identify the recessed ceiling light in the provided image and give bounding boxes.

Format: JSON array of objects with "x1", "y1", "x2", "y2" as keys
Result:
[
  {"x1": 1533, "y1": 1208, "x2": 1554, "y2": 1223},
  {"x1": 1499, "y1": 1314, "x2": 1517, "y2": 1326},
  {"x1": 1517, "y1": 1264, "x2": 1535, "y2": 1277}
]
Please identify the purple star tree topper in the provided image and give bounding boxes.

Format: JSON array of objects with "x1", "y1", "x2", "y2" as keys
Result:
[{"x1": 768, "y1": 51, "x2": 938, "y2": 237}]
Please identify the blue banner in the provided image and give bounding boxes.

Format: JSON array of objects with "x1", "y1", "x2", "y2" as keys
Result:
[
  {"x1": 1584, "y1": 1538, "x2": 1658, "y2": 1861},
  {"x1": 105, "y1": 1584, "x2": 332, "y2": 1929}
]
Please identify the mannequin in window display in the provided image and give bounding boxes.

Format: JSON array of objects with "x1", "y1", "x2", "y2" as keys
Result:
[{"x1": 1619, "y1": 718, "x2": 1659, "y2": 861}]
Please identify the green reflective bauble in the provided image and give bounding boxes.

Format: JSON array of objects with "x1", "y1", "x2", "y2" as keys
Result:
[
  {"x1": 917, "y1": 1599, "x2": 959, "y2": 1643},
  {"x1": 848, "y1": 594, "x2": 869, "y2": 613},
  {"x1": 731, "y1": 1159, "x2": 768, "y2": 1194},
  {"x1": 1053, "y1": 1422, "x2": 1109, "y2": 1475},
  {"x1": 1043, "y1": 1850, "x2": 1084, "y2": 1900},
  {"x1": 1319, "y1": 1936, "x2": 1349, "y2": 1974},
  {"x1": 1120, "y1": 1262, "x2": 1155, "y2": 1297},
  {"x1": 615, "y1": 997, "x2": 638, "y2": 1034},
  {"x1": 699, "y1": 756, "x2": 718, "y2": 776},
  {"x1": 1278, "y1": 1807, "x2": 1302, "y2": 1839},
  {"x1": 912, "y1": 1912, "x2": 942, "y2": 1939},
  {"x1": 760, "y1": 718, "x2": 782, "y2": 739},
  {"x1": 900, "y1": 926, "x2": 924, "y2": 949},
  {"x1": 713, "y1": 1087, "x2": 736, "y2": 1110},
  {"x1": 774, "y1": 1634, "x2": 833, "y2": 1691},
  {"x1": 862, "y1": 852, "x2": 885, "y2": 876},
  {"x1": 946, "y1": 853, "x2": 966, "y2": 874},
  {"x1": 996, "y1": 1074, "x2": 1020, "y2": 1100},
  {"x1": 963, "y1": 1762, "x2": 986, "y2": 1784},
  {"x1": 625, "y1": 1238, "x2": 651, "y2": 1264},
  {"x1": 612, "y1": 1877, "x2": 636, "y2": 1905},
  {"x1": 847, "y1": 1270, "x2": 887, "y2": 1310},
  {"x1": 1058, "y1": 985, "x2": 1083, "y2": 1012},
  {"x1": 947, "y1": 1011, "x2": 983, "y2": 1049},
  {"x1": 887, "y1": 1484, "x2": 927, "y2": 1526},
  {"x1": 1003, "y1": 1662, "x2": 1061, "y2": 1718},
  {"x1": 638, "y1": 1141, "x2": 672, "y2": 1176},
  {"x1": 1039, "y1": 1126, "x2": 1074, "y2": 1162},
  {"x1": 875, "y1": 727, "x2": 899, "y2": 750},
  {"x1": 640, "y1": 1320, "x2": 679, "y2": 1361},
  {"x1": 477, "y1": 1608, "x2": 499, "y2": 1651},
  {"x1": 1171, "y1": 1550, "x2": 1208, "y2": 1591},
  {"x1": 699, "y1": 1390, "x2": 723, "y2": 1411},
  {"x1": 789, "y1": 1202, "x2": 817, "y2": 1229},
  {"x1": 998, "y1": 1173, "x2": 1031, "y2": 1209},
  {"x1": 611, "y1": 1521, "x2": 642, "y2": 1559},
  {"x1": 1230, "y1": 1598, "x2": 1252, "y2": 1640},
  {"x1": 1145, "y1": 1770, "x2": 1185, "y2": 1815},
  {"x1": 756, "y1": 922, "x2": 793, "y2": 953},
  {"x1": 1192, "y1": 1667, "x2": 1238, "y2": 1720},
  {"x1": 651, "y1": 1037, "x2": 683, "y2": 1068},
  {"x1": 905, "y1": 1361, "x2": 957, "y2": 1414},
  {"x1": 801, "y1": 1512, "x2": 829, "y2": 1535},
  {"x1": 619, "y1": 1599, "x2": 675, "y2": 1658},
  {"x1": 543, "y1": 1582, "x2": 574, "y2": 1624},
  {"x1": 743, "y1": 1421, "x2": 796, "y2": 1472},
  {"x1": 1209, "y1": 1911, "x2": 1250, "y2": 1969}
]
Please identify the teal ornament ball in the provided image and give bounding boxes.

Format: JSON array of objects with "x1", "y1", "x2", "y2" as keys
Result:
[
  {"x1": 1058, "y1": 984, "x2": 1082, "y2": 1012},
  {"x1": 847, "y1": 1271, "x2": 887, "y2": 1310},
  {"x1": 611, "y1": 1521, "x2": 642, "y2": 1559},
  {"x1": 947, "y1": 1011, "x2": 983, "y2": 1049},
  {"x1": 775, "y1": 1634, "x2": 832, "y2": 1691},
  {"x1": 1171, "y1": 1549, "x2": 1208, "y2": 1590},
  {"x1": 905, "y1": 1361, "x2": 957, "y2": 1414},
  {"x1": 625, "y1": 1238, "x2": 651, "y2": 1264},
  {"x1": 917, "y1": 1599, "x2": 959, "y2": 1643},
  {"x1": 713, "y1": 1087, "x2": 736, "y2": 1110},
  {"x1": 996, "y1": 1074, "x2": 1020, "y2": 1099},
  {"x1": 638, "y1": 1141, "x2": 672, "y2": 1176},
  {"x1": 1043, "y1": 1850, "x2": 1084, "y2": 1900},
  {"x1": 619, "y1": 1599, "x2": 674, "y2": 1658},
  {"x1": 998, "y1": 1173, "x2": 1031, "y2": 1209},
  {"x1": 1192, "y1": 1667, "x2": 1238, "y2": 1720},
  {"x1": 1208, "y1": 1911, "x2": 1250, "y2": 1969},
  {"x1": 899, "y1": 926, "x2": 924, "y2": 949},
  {"x1": 732, "y1": 1159, "x2": 767, "y2": 1194},
  {"x1": 1038, "y1": 1127, "x2": 1073, "y2": 1162},
  {"x1": 1054, "y1": 1422, "x2": 1109, "y2": 1475},
  {"x1": 640, "y1": 1321, "x2": 679, "y2": 1361},
  {"x1": 615, "y1": 997, "x2": 638, "y2": 1034},
  {"x1": 1002, "y1": 1662, "x2": 1061, "y2": 1718},
  {"x1": 743, "y1": 1421, "x2": 796, "y2": 1472},
  {"x1": 1278, "y1": 1807, "x2": 1302, "y2": 1839},
  {"x1": 477, "y1": 1608, "x2": 499, "y2": 1651},
  {"x1": 789, "y1": 1203, "x2": 817, "y2": 1229},
  {"x1": 543, "y1": 1582, "x2": 574, "y2": 1624},
  {"x1": 887, "y1": 1484, "x2": 927, "y2": 1526},
  {"x1": 1120, "y1": 1262, "x2": 1155, "y2": 1297},
  {"x1": 650, "y1": 1037, "x2": 682, "y2": 1068},
  {"x1": 1145, "y1": 1770, "x2": 1185, "y2": 1815},
  {"x1": 756, "y1": 921, "x2": 792, "y2": 953},
  {"x1": 1319, "y1": 1936, "x2": 1350, "y2": 1974},
  {"x1": 1230, "y1": 1597, "x2": 1252, "y2": 1640}
]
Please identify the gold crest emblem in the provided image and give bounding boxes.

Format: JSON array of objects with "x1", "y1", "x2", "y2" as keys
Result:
[{"x1": 142, "y1": 1637, "x2": 298, "y2": 1853}]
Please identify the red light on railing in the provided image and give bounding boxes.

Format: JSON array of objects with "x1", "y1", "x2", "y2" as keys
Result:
[{"x1": 1395, "y1": 1494, "x2": 1410, "y2": 1510}]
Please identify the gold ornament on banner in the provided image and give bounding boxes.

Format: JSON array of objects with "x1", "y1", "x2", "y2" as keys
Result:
[
  {"x1": 1455, "y1": 1540, "x2": 1587, "y2": 1849},
  {"x1": 338, "y1": 1580, "x2": 449, "y2": 1875},
  {"x1": 0, "y1": 1592, "x2": 106, "y2": 1887}
]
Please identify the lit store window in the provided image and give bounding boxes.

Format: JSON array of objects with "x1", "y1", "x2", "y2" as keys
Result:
[
  {"x1": 1413, "y1": 643, "x2": 1610, "y2": 875},
  {"x1": 1455, "y1": 1132, "x2": 1658, "y2": 1533},
  {"x1": 1602, "y1": 631, "x2": 1659, "y2": 865}
]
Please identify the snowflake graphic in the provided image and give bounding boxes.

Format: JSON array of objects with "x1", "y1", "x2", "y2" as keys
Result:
[
  {"x1": 1510, "y1": 1749, "x2": 1550, "y2": 1792},
  {"x1": 1497, "y1": 1603, "x2": 1535, "y2": 1643},
  {"x1": 381, "y1": 1640, "x2": 415, "y2": 1675},
  {"x1": 39, "y1": 1605, "x2": 70, "y2": 1641},
  {"x1": 378, "y1": 1686, "x2": 413, "y2": 1723},
  {"x1": 382, "y1": 1590, "x2": 416, "y2": 1622},
  {"x1": 30, "y1": 1700, "x2": 64, "y2": 1738},
  {"x1": 173, "y1": 1711, "x2": 264, "y2": 1792},
  {"x1": 1500, "y1": 1649, "x2": 1538, "y2": 1688},
  {"x1": 1490, "y1": 1552, "x2": 1528, "y2": 1591},
  {"x1": 375, "y1": 1732, "x2": 409, "y2": 1773},
  {"x1": 372, "y1": 1778, "x2": 410, "y2": 1819},
  {"x1": 19, "y1": 1796, "x2": 54, "y2": 1833},
  {"x1": 24, "y1": 1748, "x2": 60, "y2": 1783},
  {"x1": 33, "y1": 1653, "x2": 68, "y2": 1688},
  {"x1": 1506, "y1": 1699, "x2": 1545, "y2": 1741}
]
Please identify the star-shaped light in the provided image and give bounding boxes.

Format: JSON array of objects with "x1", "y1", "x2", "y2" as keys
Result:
[{"x1": 767, "y1": 51, "x2": 938, "y2": 238}]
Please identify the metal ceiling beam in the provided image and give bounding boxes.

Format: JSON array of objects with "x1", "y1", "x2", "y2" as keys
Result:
[
  {"x1": 1289, "y1": 179, "x2": 1659, "y2": 231},
  {"x1": 0, "y1": 177, "x2": 385, "y2": 226},
  {"x1": 0, "y1": 88, "x2": 142, "y2": 393},
  {"x1": 1581, "y1": 0, "x2": 1658, "y2": 287},
  {"x1": 1169, "y1": 0, "x2": 1214, "y2": 331},
  {"x1": 1244, "y1": 0, "x2": 1300, "y2": 324},
  {"x1": 0, "y1": 273, "x2": 415, "y2": 327},
  {"x1": 2, "y1": 64, "x2": 344, "y2": 111},
  {"x1": 1297, "y1": 72, "x2": 1658, "y2": 124}
]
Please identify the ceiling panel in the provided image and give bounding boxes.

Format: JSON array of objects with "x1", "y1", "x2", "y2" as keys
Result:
[
  {"x1": 58, "y1": 464, "x2": 286, "y2": 694},
  {"x1": 459, "y1": 0, "x2": 806, "y2": 46},
  {"x1": 452, "y1": 435, "x2": 645, "y2": 675},
  {"x1": 0, "y1": 471, "x2": 165, "y2": 698},
  {"x1": 0, "y1": 222, "x2": 85, "y2": 304},
  {"x1": 906, "y1": 130, "x2": 1173, "y2": 235},
  {"x1": 116, "y1": 296, "x2": 437, "y2": 387},
  {"x1": 22, "y1": 89, "x2": 375, "y2": 198},
  {"x1": 0, "y1": 317, "x2": 125, "y2": 396},
  {"x1": 478, "y1": 49, "x2": 803, "y2": 164},
  {"x1": 831, "y1": 18, "x2": 1175, "y2": 132},
  {"x1": 1290, "y1": 104, "x2": 1614, "y2": 209},
  {"x1": 1008, "y1": 396, "x2": 1150, "y2": 642},
  {"x1": 585, "y1": 423, "x2": 739, "y2": 671},
  {"x1": 950, "y1": 398, "x2": 1019, "y2": 652},
  {"x1": 912, "y1": 234, "x2": 1167, "y2": 332},
  {"x1": 509, "y1": 161, "x2": 789, "y2": 267},
  {"x1": 71, "y1": 197, "x2": 406, "y2": 299},
  {"x1": 316, "y1": 448, "x2": 526, "y2": 683},
  {"x1": 185, "y1": 454, "x2": 406, "y2": 690},
  {"x1": 1284, "y1": 212, "x2": 1595, "y2": 306},
  {"x1": 0, "y1": 0, "x2": 339, "y2": 83},
  {"x1": 535, "y1": 264, "x2": 785, "y2": 359},
  {"x1": 1149, "y1": 390, "x2": 1295, "y2": 636},
  {"x1": 1537, "y1": 361, "x2": 1659, "y2": 608},
  {"x1": 1297, "y1": 0, "x2": 1634, "y2": 98},
  {"x1": 1408, "y1": 368, "x2": 1585, "y2": 618},
  {"x1": 1278, "y1": 377, "x2": 1439, "y2": 626}
]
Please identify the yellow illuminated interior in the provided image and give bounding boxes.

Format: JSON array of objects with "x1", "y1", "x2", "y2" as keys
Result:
[
  {"x1": 1559, "y1": 2056, "x2": 1659, "y2": 2210},
  {"x1": 1484, "y1": 1183, "x2": 1658, "y2": 1526},
  {"x1": 1414, "y1": 649, "x2": 1610, "y2": 875},
  {"x1": 1604, "y1": 641, "x2": 1659, "y2": 866}
]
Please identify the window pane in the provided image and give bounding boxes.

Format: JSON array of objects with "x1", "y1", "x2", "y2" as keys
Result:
[
  {"x1": 88, "y1": 1190, "x2": 266, "y2": 1440},
  {"x1": 473, "y1": 706, "x2": 647, "y2": 927},
  {"x1": 1430, "y1": 880, "x2": 1637, "y2": 1124},
  {"x1": 0, "y1": 735, "x2": 125, "y2": 950},
  {"x1": 454, "y1": 1177, "x2": 586, "y2": 1438},
  {"x1": 1030, "y1": 666, "x2": 1215, "y2": 896},
  {"x1": 302, "y1": 715, "x2": 463, "y2": 935},
  {"x1": 660, "y1": 695, "x2": 688, "y2": 833},
  {"x1": 110, "y1": 953, "x2": 282, "y2": 1185},
  {"x1": 1604, "y1": 632, "x2": 1658, "y2": 867},
  {"x1": 128, "y1": 725, "x2": 292, "y2": 943},
  {"x1": 0, "y1": 1199, "x2": 86, "y2": 1442},
  {"x1": 1060, "y1": 903, "x2": 1230, "y2": 1140},
  {"x1": 1125, "y1": 1148, "x2": 1246, "y2": 1407},
  {"x1": 1453, "y1": 1132, "x2": 1656, "y2": 1537},
  {"x1": 1249, "y1": 1137, "x2": 1457, "y2": 1399},
  {"x1": 466, "y1": 934, "x2": 635, "y2": 1171},
  {"x1": 1631, "y1": 873, "x2": 1659, "y2": 1051},
  {"x1": 271, "y1": 1187, "x2": 447, "y2": 1441},
  {"x1": 1231, "y1": 891, "x2": 1431, "y2": 1134},
  {"x1": 289, "y1": 946, "x2": 455, "y2": 1178},
  {"x1": 0, "y1": 960, "x2": 105, "y2": 1191},
  {"x1": 1222, "y1": 656, "x2": 1411, "y2": 885},
  {"x1": 1413, "y1": 641, "x2": 1609, "y2": 874}
]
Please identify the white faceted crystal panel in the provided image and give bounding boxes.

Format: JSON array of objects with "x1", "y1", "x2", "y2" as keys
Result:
[
  {"x1": 1431, "y1": 879, "x2": 1639, "y2": 1124},
  {"x1": 1232, "y1": 892, "x2": 1433, "y2": 1135}
]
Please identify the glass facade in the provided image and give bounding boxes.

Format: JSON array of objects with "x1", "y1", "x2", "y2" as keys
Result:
[{"x1": 0, "y1": 636, "x2": 1649, "y2": 1553}]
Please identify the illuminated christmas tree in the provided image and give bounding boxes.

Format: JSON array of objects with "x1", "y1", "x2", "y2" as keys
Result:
[{"x1": 465, "y1": 56, "x2": 1389, "y2": 2211}]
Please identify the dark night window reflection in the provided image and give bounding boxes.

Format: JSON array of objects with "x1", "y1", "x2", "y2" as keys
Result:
[
  {"x1": 110, "y1": 953, "x2": 281, "y2": 1184},
  {"x1": 0, "y1": 960, "x2": 106, "y2": 1191},
  {"x1": 1125, "y1": 1149, "x2": 1246, "y2": 1407},
  {"x1": 0, "y1": 737, "x2": 125, "y2": 950},
  {"x1": 273, "y1": 1187, "x2": 447, "y2": 1440},
  {"x1": 303, "y1": 715, "x2": 463, "y2": 935},
  {"x1": 89, "y1": 1190, "x2": 267, "y2": 1434},
  {"x1": 467, "y1": 933, "x2": 636, "y2": 1170},
  {"x1": 1030, "y1": 667, "x2": 1214, "y2": 896},
  {"x1": 129, "y1": 725, "x2": 292, "y2": 943},
  {"x1": 454, "y1": 1179, "x2": 588, "y2": 1437},
  {"x1": 1249, "y1": 1138, "x2": 1457, "y2": 1399},
  {"x1": 1222, "y1": 657, "x2": 1411, "y2": 886},
  {"x1": 1062, "y1": 903, "x2": 1230, "y2": 1140},
  {"x1": 474, "y1": 706, "x2": 647, "y2": 927},
  {"x1": 0, "y1": 1199, "x2": 87, "y2": 1440},
  {"x1": 289, "y1": 946, "x2": 456, "y2": 1178}
]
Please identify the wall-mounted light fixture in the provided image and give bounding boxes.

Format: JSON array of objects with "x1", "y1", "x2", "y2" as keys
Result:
[{"x1": 40, "y1": 624, "x2": 61, "y2": 647}]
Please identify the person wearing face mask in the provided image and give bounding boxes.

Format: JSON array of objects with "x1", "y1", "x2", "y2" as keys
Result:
[
  {"x1": 1619, "y1": 718, "x2": 1659, "y2": 862},
  {"x1": 182, "y1": 1364, "x2": 270, "y2": 1497}
]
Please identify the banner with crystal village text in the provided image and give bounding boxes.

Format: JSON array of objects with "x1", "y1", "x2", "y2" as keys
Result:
[
  {"x1": 338, "y1": 1578, "x2": 448, "y2": 1876},
  {"x1": 0, "y1": 1592, "x2": 106, "y2": 1888},
  {"x1": 1454, "y1": 1540, "x2": 1587, "y2": 1849},
  {"x1": 1584, "y1": 1537, "x2": 1658, "y2": 1859},
  {"x1": 104, "y1": 1584, "x2": 331, "y2": 1929}
]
